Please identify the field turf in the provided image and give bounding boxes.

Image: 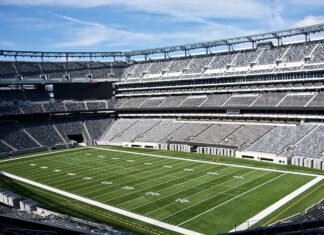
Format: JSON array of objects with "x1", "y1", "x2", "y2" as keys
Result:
[{"x1": 0, "y1": 147, "x2": 317, "y2": 235}]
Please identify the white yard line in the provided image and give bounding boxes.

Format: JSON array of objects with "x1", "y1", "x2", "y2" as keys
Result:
[
  {"x1": 92, "y1": 147, "x2": 322, "y2": 177},
  {"x1": 0, "y1": 148, "x2": 85, "y2": 164},
  {"x1": 152, "y1": 170, "x2": 260, "y2": 219},
  {"x1": 177, "y1": 173, "x2": 286, "y2": 226},
  {"x1": 95, "y1": 162, "x2": 213, "y2": 201},
  {"x1": 125, "y1": 166, "x2": 238, "y2": 210},
  {"x1": 230, "y1": 176, "x2": 324, "y2": 232},
  {"x1": 80, "y1": 160, "x2": 195, "y2": 197},
  {"x1": 0, "y1": 171, "x2": 203, "y2": 235},
  {"x1": 34, "y1": 156, "x2": 170, "y2": 188}
]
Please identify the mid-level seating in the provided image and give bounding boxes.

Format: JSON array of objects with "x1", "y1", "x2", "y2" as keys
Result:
[
  {"x1": 179, "y1": 96, "x2": 207, "y2": 108},
  {"x1": 200, "y1": 94, "x2": 231, "y2": 107},
  {"x1": 139, "y1": 97, "x2": 166, "y2": 108},
  {"x1": 116, "y1": 90, "x2": 324, "y2": 110},
  {"x1": 43, "y1": 102, "x2": 66, "y2": 112},
  {"x1": 223, "y1": 94, "x2": 258, "y2": 107},
  {"x1": 65, "y1": 102, "x2": 86, "y2": 111},
  {"x1": 306, "y1": 92, "x2": 324, "y2": 107},
  {"x1": 20, "y1": 104, "x2": 44, "y2": 114},
  {"x1": 0, "y1": 106, "x2": 22, "y2": 116},
  {"x1": 0, "y1": 99, "x2": 111, "y2": 116},
  {"x1": 278, "y1": 93, "x2": 315, "y2": 107},
  {"x1": 252, "y1": 92, "x2": 286, "y2": 107},
  {"x1": 86, "y1": 101, "x2": 106, "y2": 110},
  {"x1": 118, "y1": 97, "x2": 146, "y2": 109},
  {"x1": 158, "y1": 96, "x2": 186, "y2": 108}
]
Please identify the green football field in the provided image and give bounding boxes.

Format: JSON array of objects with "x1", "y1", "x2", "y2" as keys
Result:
[{"x1": 0, "y1": 147, "x2": 319, "y2": 235}]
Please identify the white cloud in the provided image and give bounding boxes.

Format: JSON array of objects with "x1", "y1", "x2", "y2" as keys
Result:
[
  {"x1": 1, "y1": 0, "x2": 273, "y2": 21},
  {"x1": 52, "y1": 15, "x2": 155, "y2": 48},
  {"x1": 52, "y1": 14, "x2": 257, "y2": 50},
  {"x1": 294, "y1": 15, "x2": 324, "y2": 28}
]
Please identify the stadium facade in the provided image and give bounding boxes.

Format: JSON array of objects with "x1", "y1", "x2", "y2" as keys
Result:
[{"x1": 0, "y1": 24, "x2": 324, "y2": 170}]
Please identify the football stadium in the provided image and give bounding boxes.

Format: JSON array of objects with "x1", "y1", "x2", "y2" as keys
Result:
[{"x1": 0, "y1": 2, "x2": 324, "y2": 235}]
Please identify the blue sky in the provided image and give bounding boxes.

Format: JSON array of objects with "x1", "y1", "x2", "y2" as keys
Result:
[{"x1": 0, "y1": 0, "x2": 324, "y2": 52}]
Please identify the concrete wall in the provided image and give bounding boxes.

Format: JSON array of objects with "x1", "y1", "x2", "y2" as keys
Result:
[
  {"x1": 197, "y1": 147, "x2": 236, "y2": 157},
  {"x1": 169, "y1": 144, "x2": 192, "y2": 153},
  {"x1": 236, "y1": 151, "x2": 288, "y2": 164},
  {"x1": 291, "y1": 156, "x2": 323, "y2": 170},
  {"x1": 123, "y1": 142, "x2": 159, "y2": 149},
  {"x1": 96, "y1": 141, "x2": 121, "y2": 146},
  {"x1": 11, "y1": 147, "x2": 49, "y2": 156}
]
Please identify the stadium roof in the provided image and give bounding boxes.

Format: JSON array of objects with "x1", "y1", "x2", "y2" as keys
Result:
[{"x1": 1, "y1": 23, "x2": 324, "y2": 61}]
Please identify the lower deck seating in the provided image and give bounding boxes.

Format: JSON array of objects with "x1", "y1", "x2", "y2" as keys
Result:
[
  {"x1": 54, "y1": 118, "x2": 89, "y2": 142},
  {"x1": 102, "y1": 118, "x2": 323, "y2": 159},
  {"x1": 0, "y1": 141, "x2": 14, "y2": 154},
  {"x1": 110, "y1": 119, "x2": 160, "y2": 143},
  {"x1": 23, "y1": 121, "x2": 64, "y2": 147},
  {"x1": 0, "y1": 116, "x2": 113, "y2": 154},
  {"x1": 246, "y1": 125, "x2": 316, "y2": 154},
  {"x1": 0, "y1": 116, "x2": 322, "y2": 161},
  {"x1": 166, "y1": 123, "x2": 211, "y2": 142},
  {"x1": 0, "y1": 122, "x2": 38, "y2": 150},
  {"x1": 135, "y1": 120, "x2": 185, "y2": 142},
  {"x1": 284, "y1": 126, "x2": 324, "y2": 158},
  {"x1": 192, "y1": 123, "x2": 241, "y2": 144},
  {"x1": 84, "y1": 116, "x2": 113, "y2": 140},
  {"x1": 101, "y1": 119, "x2": 137, "y2": 141},
  {"x1": 220, "y1": 125, "x2": 273, "y2": 149}
]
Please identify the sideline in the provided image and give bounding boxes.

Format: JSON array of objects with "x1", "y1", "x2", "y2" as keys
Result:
[
  {"x1": 92, "y1": 147, "x2": 322, "y2": 177},
  {"x1": 0, "y1": 171, "x2": 203, "y2": 235},
  {"x1": 230, "y1": 176, "x2": 323, "y2": 232}
]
